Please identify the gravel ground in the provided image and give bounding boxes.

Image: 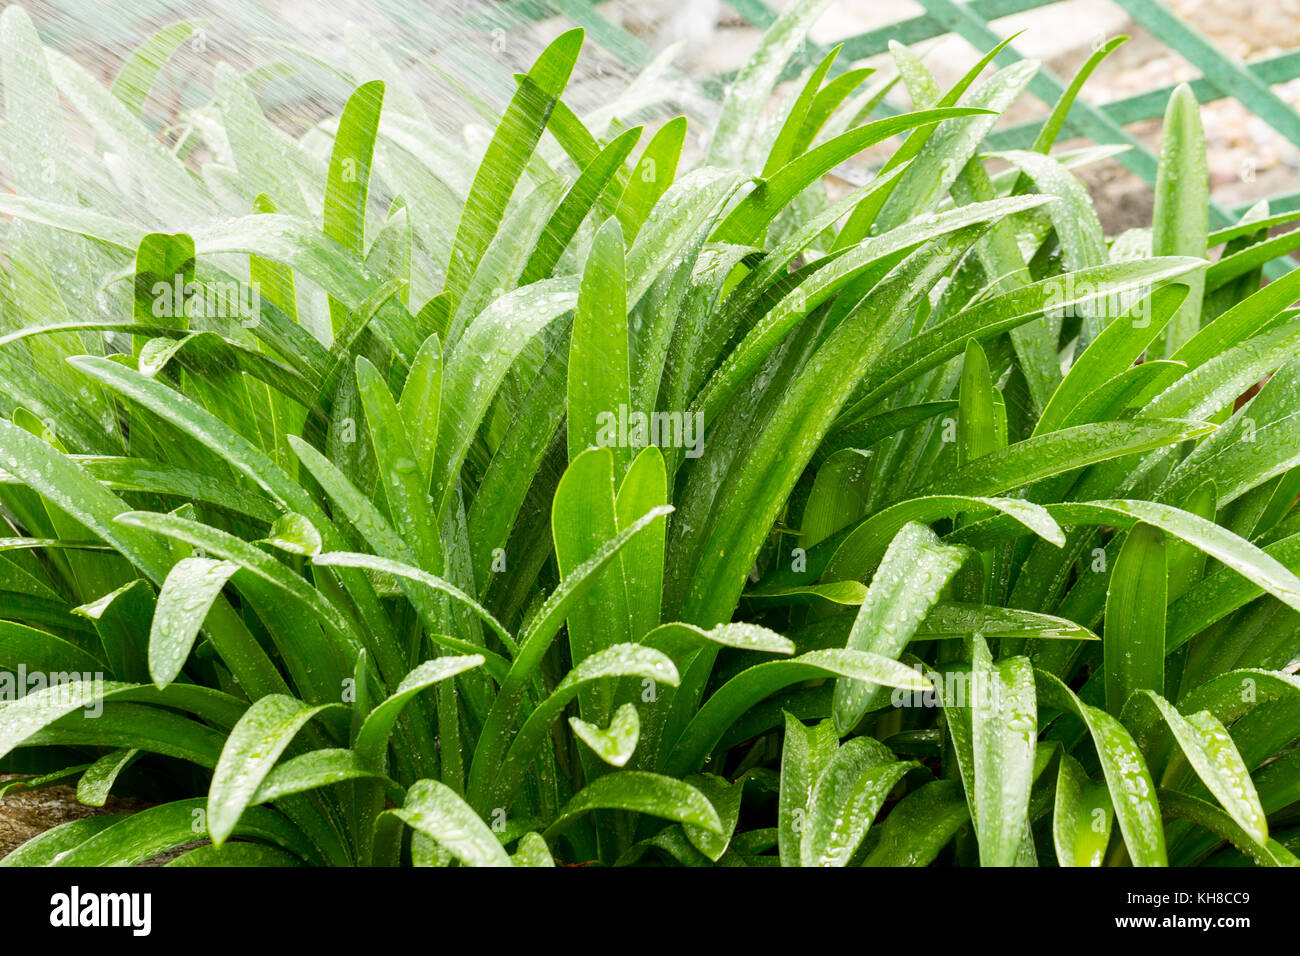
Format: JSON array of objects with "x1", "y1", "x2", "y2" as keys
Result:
[
  {"x1": 1084, "y1": 0, "x2": 1300, "y2": 219},
  {"x1": 0, "y1": 775, "x2": 203, "y2": 863},
  {"x1": 0, "y1": 775, "x2": 145, "y2": 859}
]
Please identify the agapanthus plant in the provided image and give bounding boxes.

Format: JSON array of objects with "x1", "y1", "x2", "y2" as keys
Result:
[{"x1": 1, "y1": 0, "x2": 1300, "y2": 867}]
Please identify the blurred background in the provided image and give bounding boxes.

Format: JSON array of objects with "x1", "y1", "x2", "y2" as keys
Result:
[{"x1": 10, "y1": 0, "x2": 1300, "y2": 236}]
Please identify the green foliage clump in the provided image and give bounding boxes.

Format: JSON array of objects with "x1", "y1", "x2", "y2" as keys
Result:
[{"x1": 2, "y1": 2, "x2": 1300, "y2": 867}]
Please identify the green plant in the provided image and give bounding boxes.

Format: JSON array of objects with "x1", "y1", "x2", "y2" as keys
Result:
[{"x1": 2, "y1": 1, "x2": 1300, "y2": 866}]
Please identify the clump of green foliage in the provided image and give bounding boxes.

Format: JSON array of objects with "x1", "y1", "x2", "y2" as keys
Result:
[{"x1": 3, "y1": 0, "x2": 1300, "y2": 867}]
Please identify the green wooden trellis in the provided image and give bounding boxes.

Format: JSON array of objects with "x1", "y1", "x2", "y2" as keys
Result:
[{"x1": 497, "y1": 0, "x2": 1300, "y2": 273}]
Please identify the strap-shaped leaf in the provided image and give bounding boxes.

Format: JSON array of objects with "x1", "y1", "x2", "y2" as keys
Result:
[
  {"x1": 1035, "y1": 286, "x2": 1184, "y2": 434},
  {"x1": 542, "y1": 771, "x2": 722, "y2": 841},
  {"x1": 861, "y1": 779, "x2": 970, "y2": 867},
  {"x1": 707, "y1": 0, "x2": 834, "y2": 168},
  {"x1": 1037, "y1": 670, "x2": 1167, "y2": 866},
  {"x1": 802, "y1": 738, "x2": 912, "y2": 867},
  {"x1": 823, "y1": 494, "x2": 1064, "y2": 585},
  {"x1": 0, "y1": 816, "x2": 123, "y2": 867},
  {"x1": 833, "y1": 522, "x2": 967, "y2": 734},
  {"x1": 389, "y1": 779, "x2": 511, "y2": 867},
  {"x1": 355, "y1": 355, "x2": 440, "y2": 569},
  {"x1": 1104, "y1": 522, "x2": 1167, "y2": 716},
  {"x1": 511, "y1": 832, "x2": 555, "y2": 867},
  {"x1": 553, "y1": 448, "x2": 632, "y2": 724},
  {"x1": 312, "y1": 552, "x2": 513, "y2": 660},
  {"x1": 251, "y1": 749, "x2": 388, "y2": 806},
  {"x1": 1151, "y1": 84, "x2": 1208, "y2": 357},
  {"x1": 1127, "y1": 691, "x2": 1268, "y2": 846},
  {"x1": 842, "y1": 257, "x2": 1205, "y2": 418},
  {"x1": 149, "y1": 556, "x2": 239, "y2": 688},
  {"x1": 50, "y1": 798, "x2": 318, "y2": 866},
  {"x1": 467, "y1": 504, "x2": 672, "y2": 807},
  {"x1": 207, "y1": 694, "x2": 344, "y2": 845},
  {"x1": 682, "y1": 773, "x2": 744, "y2": 863},
  {"x1": 778, "y1": 714, "x2": 839, "y2": 867},
  {"x1": 616, "y1": 117, "x2": 684, "y2": 241},
  {"x1": 0, "y1": 678, "x2": 134, "y2": 761},
  {"x1": 431, "y1": 278, "x2": 577, "y2": 519},
  {"x1": 712, "y1": 107, "x2": 994, "y2": 245},
  {"x1": 666, "y1": 649, "x2": 930, "y2": 777},
  {"x1": 642, "y1": 621, "x2": 794, "y2": 660},
  {"x1": 1157, "y1": 790, "x2": 1296, "y2": 867},
  {"x1": 914, "y1": 604, "x2": 1098, "y2": 642},
  {"x1": 570, "y1": 703, "x2": 641, "y2": 769},
  {"x1": 697, "y1": 195, "x2": 1052, "y2": 428},
  {"x1": 1052, "y1": 753, "x2": 1114, "y2": 867},
  {"x1": 398, "y1": 332, "x2": 442, "y2": 483},
  {"x1": 956, "y1": 500, "x2": 1300, "y2": 622},
  {"x1": 970, "y1": 638, "x2": 1036, "y2": 867},
  {"x1": 355, "y1": 656, "x2": 484, "y2": 765},
  {"x1": 0, "y1": 619, "x2": 103, "y2": 674},
  {"x1": 489, "y1": 644, "x2": 677, "y2": 809},
  {"x1": 444, "y1": 30, "x2": 582, "y2": 304},
  {"x1": 524, "y1": 125, "x2": 642, "y2": 282},
  {"x1": 76, "y1": 748, "x2": 138, "y2": 808}
]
